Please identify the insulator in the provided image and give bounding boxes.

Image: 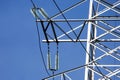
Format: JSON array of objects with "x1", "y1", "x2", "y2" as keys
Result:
[
  {"x1": 39, "y1": 8, "x2": 49, "y2": 19},
  {"x1": 47, "y1": 52, "x2": 51, "y2": 70},
  {"x1": 30, "y1": 8, "x2": 39, "y2": 19},
  {"x1": 55, "y1": 52, "x2": 59, "y2": 70}
]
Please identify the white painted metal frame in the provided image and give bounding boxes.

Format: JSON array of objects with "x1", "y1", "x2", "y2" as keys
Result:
[
  {"x1": 85, "y1": 0, "x2": 94, "y2": 80},
  {"x1": 31, "y1": 0, "x2": 120, "y2": 80}
]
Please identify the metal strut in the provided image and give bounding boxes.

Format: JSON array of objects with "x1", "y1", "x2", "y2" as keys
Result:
[{"x1": 30, "y1": 0, "x2": 120, "y2": 80}]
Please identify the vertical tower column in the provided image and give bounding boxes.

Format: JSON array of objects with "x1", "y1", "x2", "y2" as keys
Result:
[{"x1": 84, "y1": 0, "x2": 94, "y2": 80}]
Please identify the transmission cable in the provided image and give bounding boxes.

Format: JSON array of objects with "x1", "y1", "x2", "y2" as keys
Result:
[
  {"x1": 30, "y1": 0, "x2": 36, "y2": 8},
  {"x1": 51, "y1": 0, "x2": 106, "y2": 79},
  {"x1": 30, "y1": 0, "x2": 51, "y2": 76},
  {"x1": 35, "y1": 21, "x2": 50, "y2": 76},
  {"x1": 52, "y1": 0, "x2": 78, "y2": 38}
]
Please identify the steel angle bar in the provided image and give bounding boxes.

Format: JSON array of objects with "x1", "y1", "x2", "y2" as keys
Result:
[
  {"x1": 88, "y1": 65, "x2": 120, "y2": 67},
  {"x1": 57, "y1": 23, "x2": 85, "y2": 39},
  {"x1": 53, "y1": 22, "x2": 74, "y2": 41},
  {"x1": 100, "y1": 21, "x2": 120, "y2": 33},
  {"x1": 90, "y1": 43, "x2": 120, "y2": 61},
  {"x1": 76, "y1": 21, "x2": 86, "y2": 41},
  {"x1": 116, "y1": 53, "x2": 120, "y2": 57},
  {"x1": 91, "y1": 22, "x2": 120, "y2": 39},
  {"x1": 96, "y1": 43, "x2": 110, "y2": 51},
  {"x1": 63, "y1": 73, "x2": 72, "y2": 80},
  {"x1": 85, "y1": 0, "x2": 93, "y2": 79},
  {"x1": 95, "y1": 0, "x2": 120, "y2": 14},
  {"x1": 88, "y1": 67, "x2": 109, "y2": 79},
  {"x1": 96, "y1": 43, "x2": 120, "y2": 60},
  {"x1": 97, "y1": 16, "x2": 120, "y2": 19},
  {"x1": 60, "y1": 74, "x2": 63, "y2": 80},
  {"x1": 96, "y1": 43, "x2": 120, "y2": 56},
  {"x1": 101, "y1": 66, "x2": 120, "y2": 78},
  {"x1": 36, "y1": 18, "x2": 120, "y2": 22},
  {"x1": 42, "y1": 39, "x2": 120, "y2": 43},
  {"x1": 90, "y1": 24, "x2": 120, "y2": 42},
  {"x1": 109, "y1": 54, "x2": 120, "y2": 62},
  {"x1": 92, "y1": 23, "x2": 120, "y2": 38},
  {"x1": 97, "y1": 63, "x2": 120, "y2": 78},
  {"x1": 92, "y1": 1, "x2": 120, "y2": 18},
  {"x1": 97, "y1": 39, "x2": 120, "y2": 42},
  {"x1": 42, "y1": 39, "x2": 87, "y2": 42},
  {"x1": 100, "y1": 68, "x2": 120, "y2": 80},
  {"x1": 108, "y1": 46, "x2": 120, "y2": 54},
  {"x1": 106, "y1": 68, "x2": 120, "y2": 78},
  {"x1": 91, "y1": 43, "x2": 120, "y2": 61},
  {"x1": 90, "y1": 43, "x2": 108, "y2": 54},
  {"x1": 88, "y1": 64, "x2": 120, "y2": 79},
  {"x1": 88, "y1": 54, "x2": 108, "y2": 67},
  {"x1": 50, "y1": 22, "x2": 58, "y2": 43},
  {"x1": 40, "y1": 22, "x2": 49, "y2": 43},
  {"x1": 96, "y1": 2, "x2": 100, "y2": 13},
  {"x1": 46, "y1": 32, "x2": 55, "y2": 40}
]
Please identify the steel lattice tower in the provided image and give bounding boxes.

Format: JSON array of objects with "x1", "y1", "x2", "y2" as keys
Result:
[{"x1": 31, "y1": 0, "x2": 120, "y2": 80}]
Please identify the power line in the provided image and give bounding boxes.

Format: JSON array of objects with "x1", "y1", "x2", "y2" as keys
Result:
[
  {"x1": 35, "y1": 21, "x2": 50, "y2": 76},
  {"x1": 30, "y1": 0, "x2": 50, "y2": 76},
  {"x1": 30, "y1": 0, "x2": 36, "y2": 8},
  {"x1": 51, "y1": 0, "x2": 106, "y2": 79},
  {"x1": 52, "y1": 0, "x2": 78, "y2": 38}
]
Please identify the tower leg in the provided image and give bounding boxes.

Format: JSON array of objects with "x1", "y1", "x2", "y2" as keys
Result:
[{"x1": 84, "y1": 0, "x2": 94, "y2": 80}]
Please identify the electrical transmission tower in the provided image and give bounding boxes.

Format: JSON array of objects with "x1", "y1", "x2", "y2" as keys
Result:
[{"x1": 31, "y1": 0, "x2": 120, "y2": 80}]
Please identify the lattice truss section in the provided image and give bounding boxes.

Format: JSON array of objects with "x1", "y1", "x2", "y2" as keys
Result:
[{"x1": 31, "y1": 0, "x2": 120, "y2": 80}]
